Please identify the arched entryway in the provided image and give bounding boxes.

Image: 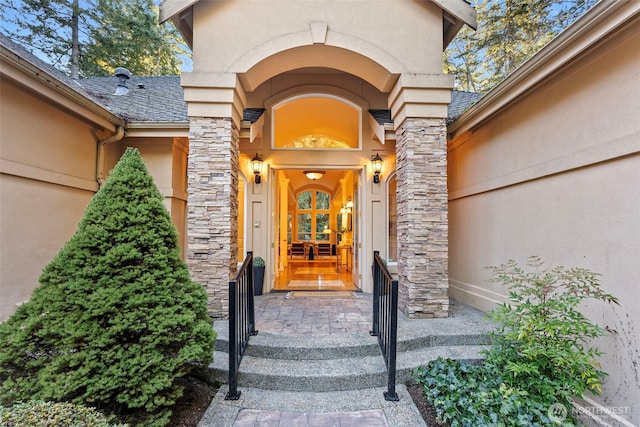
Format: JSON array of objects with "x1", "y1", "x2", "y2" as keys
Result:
[
  {"x1": 270, "y1": 169, "x2": 360, "y2": 293},
  {"x1": 168, "y1": 1, "x2": 463, "y2": 319}
]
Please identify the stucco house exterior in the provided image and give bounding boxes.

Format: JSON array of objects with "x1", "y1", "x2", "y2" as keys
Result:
[{"x1": 0, "y1": 0, "x2": 638, "y2": 424}]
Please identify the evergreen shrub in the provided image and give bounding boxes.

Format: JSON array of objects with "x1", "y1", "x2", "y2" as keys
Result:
[
  {"x1": 0, "y1": 401, "x2": 127, "y2": 427},
  {"x1": 0, "y1": 148, "x2": 215, "y2": 426}
]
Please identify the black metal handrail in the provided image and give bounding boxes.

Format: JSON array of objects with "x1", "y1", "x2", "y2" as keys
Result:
[
  {"x1": 225, "y1": 251, "x2": 258, "y2": 400},
  {"x1": 370, "y1": 250, "x2": 399, "y2": 401}
]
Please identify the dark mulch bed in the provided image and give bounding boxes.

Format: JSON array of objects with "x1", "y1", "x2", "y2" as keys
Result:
[
  {"x1": 167, "y1": 376, "x2": 219, "y2": 427},
  {"x1": 406, "y1": 381, "x2": 445, "y2": 427},
  {"x1": 168, "y1": 377, "x2": 443, "y2": 427}
]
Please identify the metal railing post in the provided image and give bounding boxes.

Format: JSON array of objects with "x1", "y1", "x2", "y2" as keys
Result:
[
  {"x1": 371, "y1": 251, "x2": 399, "y2": 401},
  {"x1": 385, "y1": 278, "x2": 399, "y2": 401},
  {"x1": 370, "y1": 251, "x2": 380, "y2": 337},
  {"x1": 225, "y1": 251, "x2": 258, "y2": 400},
  {"x1": 226, "y1": 276, "x2": 240, "y2": 400}
]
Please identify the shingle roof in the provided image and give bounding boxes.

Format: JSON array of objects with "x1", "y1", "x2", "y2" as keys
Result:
[
  {"x1": 369, "y1": 109, "x2": 393, "y2": 125},
  {"x1": 448, "y1": 90, "x2": 483, "y2": 124},
  {"x1": 243, "y1": 108, "x2": 265, "y2": 123},
  {"x1": 2, "y1": 34, "x2": 482, "y2": 126},
  {"x1": 78, "y1": 75, "x2": 187, "y2": 122}
]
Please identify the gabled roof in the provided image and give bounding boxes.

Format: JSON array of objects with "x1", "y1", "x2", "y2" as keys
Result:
[{"x1": 159, "y1": 0, "x2": 476, "y2": 50}]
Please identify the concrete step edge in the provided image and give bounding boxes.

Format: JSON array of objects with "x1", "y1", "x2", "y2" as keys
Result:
[{"x1": 208, "y1": 345, "x2": 488, "y2": 391}]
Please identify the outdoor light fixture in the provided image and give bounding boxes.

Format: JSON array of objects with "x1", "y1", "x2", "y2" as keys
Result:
[
  {"x1": 303, "y1": 170, "x2": 325, "y2": 180},
  {"x1": 371, "y1": 153, "x2": 383, "y2": 183},
  {"x1": 251, "y1": 153, "x2": 263, "y2": 184}
]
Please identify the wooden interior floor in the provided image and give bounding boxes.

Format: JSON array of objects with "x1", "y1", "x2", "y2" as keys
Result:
[{"x1": 273, "y1": 258, "x2": 358, "y2": 291}]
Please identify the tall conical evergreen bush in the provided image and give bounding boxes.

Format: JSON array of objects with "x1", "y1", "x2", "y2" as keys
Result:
[{"x1": 0, "y1": 148, "x2": 215, "y2": 426}]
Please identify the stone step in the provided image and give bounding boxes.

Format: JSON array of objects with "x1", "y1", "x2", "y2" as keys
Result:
[
  {"x1": 213, "y1": 322, "x2": 491, "y2": 360},
  {"x1": 208, "y1": 344, "x2": 488, "y2": 392},
  {"x1": 208, "y1": 297, "x2": 494, "y2": 393},
  {"x1": 198, "y1": 384, "x2": 428, "y2": 427}
]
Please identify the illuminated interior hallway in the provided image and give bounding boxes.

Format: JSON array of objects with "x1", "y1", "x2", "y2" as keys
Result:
[{"x1": 273, "y1": 259, "x2": 358, "y2": 292}]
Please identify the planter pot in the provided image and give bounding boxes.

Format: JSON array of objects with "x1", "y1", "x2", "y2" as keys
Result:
[{"x1": 254, "y1": 266, "x2": 265, "y2": 296}]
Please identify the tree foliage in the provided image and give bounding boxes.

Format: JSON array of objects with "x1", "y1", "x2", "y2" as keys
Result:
[
  {"x1": 446, "y1": 0, "x2": 598, "y2": 92},
  {"x1": 81, "y1": 0, "x2": 187, "y2": 77},
  {"x1": 0, "y1": 148, "x2": 215, "y2": 426},
  {"x1": 0, "y1": 0, "x2": 188, "y2": 78}
]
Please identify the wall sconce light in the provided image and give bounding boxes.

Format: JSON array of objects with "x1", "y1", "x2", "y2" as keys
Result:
[
  {"x1": 340, "y1": 198, "x2": 353, "y2": 214},
  {"x1": 251, "y1": 153, "x2": 263, "y2": 184},
  {"x1": 303, "y1": 170, "x2": 325, "y2": 180},
  {"x1": 371, "y1": 153, "x2": 383, "y2": 183}
]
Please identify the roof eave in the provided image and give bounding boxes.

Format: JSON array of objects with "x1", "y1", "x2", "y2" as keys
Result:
[
  {"x1": 432, "y1": 0, "x2": 477, "y2": 30},
  {"x1": 159, "y1": 0, "x2": 197, "y2": 23},
  {"x1": 447, "y1": 0, "x2": 637, "y2": 137},
  {"x1": 160, "y1": 0, "x2": 196, "y2": 49},
  {"x1": 0, "y1": 45, "x2": 123, "y2": 132},
  {"x1": 124, "y1": 121, "x2": 189, "y2": 137}
]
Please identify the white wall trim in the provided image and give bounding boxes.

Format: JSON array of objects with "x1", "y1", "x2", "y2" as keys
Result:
[{"x1": 449, "y1": 278, "x2": 508, "y2": 313}]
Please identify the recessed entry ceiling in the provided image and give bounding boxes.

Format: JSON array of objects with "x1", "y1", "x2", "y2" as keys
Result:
[
  {"x1": 281, "y1": 169, "x2": 351, "y2": 195},
  {"x1": 274, "y1": 97, "x2": 359, "y2": 149}
]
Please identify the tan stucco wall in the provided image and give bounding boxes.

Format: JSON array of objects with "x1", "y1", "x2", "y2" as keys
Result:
[
  {"x1": 191, "y1": 0, "x2": 443, "y2": 78},
  {"x1": 0, "y1": 78, "x2": 99, "y2": 321},
  {"x1": 0, "y1": 74, "x2": 191, "y2": 321},
  {"x1": 448, "y1": 15, "x2": 640, "y2": 423}
]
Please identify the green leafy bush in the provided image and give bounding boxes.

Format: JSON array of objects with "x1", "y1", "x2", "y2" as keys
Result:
[
  {"x1": 0, "y1": 148, "x2": 215, "y2": 426},
  {"x1": 485, "y1": 256, "x2": 618, "y2": 406},
  {"x1": 415, "y1": 256, "x2": 618, "y2": 426},
  {"x1": 253, "y1": 256, "x2": 265, "y2": 267},
  {"x1": 415, "y1": 358, "x2": 555, "y2": 426},
  {"x1": 0, "y1": 401, "x2": 127, "y2": 427}
]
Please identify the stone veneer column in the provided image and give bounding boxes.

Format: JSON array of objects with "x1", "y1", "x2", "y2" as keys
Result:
[
  {"x1": 395, "y1": 118, "x2": 449, "y2": 318},
  {"x1": 187, "y1": 117, "x2": 239, "y2": 319}
]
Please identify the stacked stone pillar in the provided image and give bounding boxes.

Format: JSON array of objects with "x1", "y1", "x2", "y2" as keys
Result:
[
  {"x1": 390, "y1": 74, "x2": 452, "y2": 318},
  {"x1": 395, "y1": 118, "x2": 449, "y2": 318},
  {"x1": 187, "y1": 117, "x2": 239, "y2": 319}
]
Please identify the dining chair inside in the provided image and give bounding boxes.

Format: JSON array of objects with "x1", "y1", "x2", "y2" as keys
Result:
[
  {"x1": 290, "y1": 242, "x2": 306, "y2": 259},
  {"x1": 316, "y1": 242, "x2": 332, "y2": 257}
]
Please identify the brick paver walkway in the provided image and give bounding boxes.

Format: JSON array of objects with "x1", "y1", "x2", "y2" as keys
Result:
[{"x1": 254, "y1": 292, "x2": 372, "y2": 335}]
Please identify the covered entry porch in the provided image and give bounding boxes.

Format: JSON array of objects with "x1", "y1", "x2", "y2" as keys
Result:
[{"x1": 160, "y1": 0, "x2": 477, "y2": 321}]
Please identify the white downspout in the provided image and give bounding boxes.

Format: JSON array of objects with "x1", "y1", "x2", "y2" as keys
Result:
[{"x1": 96, "y1": 125, "x2": 125, "y2": 187}]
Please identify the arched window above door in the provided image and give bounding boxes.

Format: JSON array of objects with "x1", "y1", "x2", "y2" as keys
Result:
[{"x1": 273, "y1": 95, "x2": 361, "y2": 150}]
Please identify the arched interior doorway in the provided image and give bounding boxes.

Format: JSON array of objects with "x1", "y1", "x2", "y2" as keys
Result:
[
  {"x1": 237, "y1": 92, "x2": 371, "y2": 293},
  {"x1": 270, "y1": 168, "x2": 361, "y2": 292}
]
